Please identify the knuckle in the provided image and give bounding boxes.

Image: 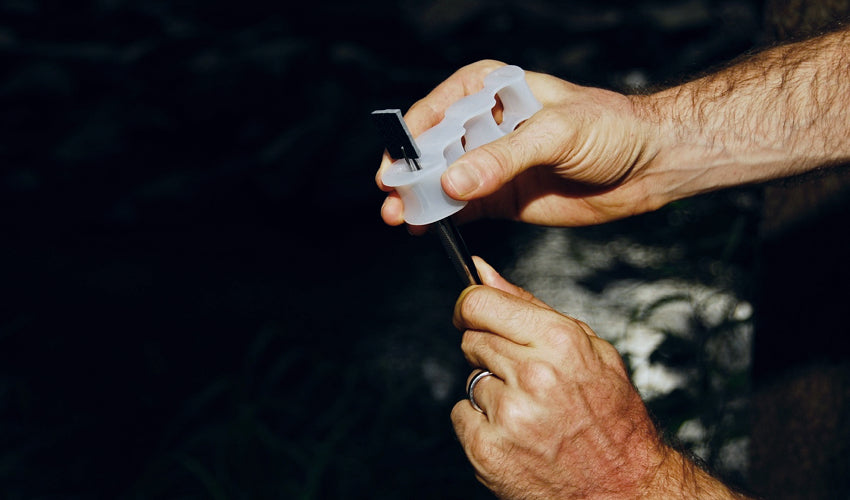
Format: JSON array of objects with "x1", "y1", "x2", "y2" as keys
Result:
[
  {"x1": 496, "y1": 394, "x2": 542, "y2": 440},
  {"x1": 546, "y1": 321, "x2": 585, "y2": 352},
  {"x1": 460, "y1": 329, "x2": 476, "y2": 353},
  {"x1": 513, "y1": 113, "x2": 564, "y2": 163},
  {"x1": 529, "y1": 106, "x2": 567, "y2": 132},
  {"x1": 463, "y1": 59, "x2": 505, "y2": 73},
  {"x1": 516, "y1": 359, "x2": 560, "y2": 396},
  {"x1": 496, "y1": 391, "x2": 526, "y2": 425},
  {"x1": 461, "y1": 329, "x2": 487, "y2": 360},
  {"x1": 526, "y1": 108, "x2": 573, "y2": 158},
  {"x1": 467, "y1": 430, "x2": 501, "y2": 467},
  {"x1": 450, "y1": 400, "x2": 467, "y2": 425},
  {"x1": 594, "y1": 337, "x2": 628, "y2": 371}
]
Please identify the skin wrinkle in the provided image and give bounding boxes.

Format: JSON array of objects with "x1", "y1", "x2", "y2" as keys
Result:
[
  {"x1": 561, "y1": 115, "x2": 633, "y2": 186},
  {"x1": 507, "y1": 118, "x2": 548, "y2": 166}
]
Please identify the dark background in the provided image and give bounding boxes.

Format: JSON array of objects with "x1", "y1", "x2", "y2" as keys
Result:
[{"x1": 0, "y1": 1, "x2": 767, "y2": 498}]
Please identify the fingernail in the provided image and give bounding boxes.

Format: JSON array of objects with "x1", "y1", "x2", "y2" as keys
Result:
[
  {"x1": 445, "y1": 162, "x2": 481, "y2": 197},
  {"x1": 472, "y1": 256, "x2": 496, "y2": 281},
  {"x1": 453, "y1": 285, "x2": 479, "y2": 329}
]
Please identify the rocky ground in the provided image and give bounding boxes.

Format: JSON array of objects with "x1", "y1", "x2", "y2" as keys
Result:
[{"x1": 0, "y1": 0, "x2": 766, "y2": 497}]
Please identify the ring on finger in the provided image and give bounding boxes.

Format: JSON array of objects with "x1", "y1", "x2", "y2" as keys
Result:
[{"x1": 467, "y1": 369, "x2": 495, "y2": 414}]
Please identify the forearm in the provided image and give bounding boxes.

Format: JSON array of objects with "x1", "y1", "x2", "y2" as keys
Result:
[{"x1": 636, "y1": 26, "x2": 850, "y2": 205}]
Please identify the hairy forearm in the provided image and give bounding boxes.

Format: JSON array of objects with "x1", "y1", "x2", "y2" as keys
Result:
[{"x1": 637, "y1": 26, "x2": 850, "y2": 204}]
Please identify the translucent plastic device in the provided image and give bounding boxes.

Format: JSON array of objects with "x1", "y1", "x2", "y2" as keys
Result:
[{"x1": 380, "y1": 65, "x2": 542, "y2": 226}]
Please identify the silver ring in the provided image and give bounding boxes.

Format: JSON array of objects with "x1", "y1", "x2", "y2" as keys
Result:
[{"x1": 467, "y1": 369, "x2": 495, "y2": 414}]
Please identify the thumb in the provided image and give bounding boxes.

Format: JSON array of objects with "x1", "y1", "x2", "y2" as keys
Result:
[
  {"x1": 441, "y1": 114, "x2": 551, "y2": 200},
  {"x1": 472, "y1": 256, "x2": 553, "y2": 310}
]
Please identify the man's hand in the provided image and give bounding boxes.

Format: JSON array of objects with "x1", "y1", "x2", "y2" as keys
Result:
[
  {"x1": 376, "y1": 60, "x2": 664, "y2": 229},
  {"x1": 377, "y1": 28, "x2": 850, "y2": 231},
  {"x1": 451, "y1": 257, "x2": 751, "y2": 499}
]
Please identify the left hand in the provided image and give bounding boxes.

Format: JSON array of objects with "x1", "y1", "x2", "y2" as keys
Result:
[{"x1": 451, "y1": 257, "x2": 670, "y2": 500}]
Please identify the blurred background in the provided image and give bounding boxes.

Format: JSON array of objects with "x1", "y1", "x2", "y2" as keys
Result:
[{"x1": 0, "y1": 0, "x2": 785, "y2": 498}]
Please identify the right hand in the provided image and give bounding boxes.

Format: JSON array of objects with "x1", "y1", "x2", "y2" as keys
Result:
[
  {"x1": 376, "y1": 60, "x2": 669, "y2": 229},
  {"x1": 451, "y1": 257, "x2": 752, "y2": 500},
  {"x1": 451, "y1": 257, "x2": 671, "y2": 499}
]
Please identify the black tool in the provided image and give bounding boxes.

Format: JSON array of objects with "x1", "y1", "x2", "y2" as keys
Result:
[{"x1": 372, "y1": 109, "x2": 482, "y2": 287}]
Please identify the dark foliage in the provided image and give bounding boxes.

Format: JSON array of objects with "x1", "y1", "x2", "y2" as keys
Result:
[{"x1": 0, "y1": 1, "x2": 764, "y2": 497}]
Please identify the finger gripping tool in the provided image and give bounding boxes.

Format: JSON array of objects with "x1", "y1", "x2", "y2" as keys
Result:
[{"x1": 372, "y1": 65, "x2": 541, "y2": 286}]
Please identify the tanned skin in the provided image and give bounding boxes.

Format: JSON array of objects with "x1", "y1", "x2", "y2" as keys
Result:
[{"x1": 376, "y1": 26, "x2": 850, "y2": 500}]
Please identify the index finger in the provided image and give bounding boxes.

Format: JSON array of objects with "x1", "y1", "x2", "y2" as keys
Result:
[
  {"x1": 375, "y1": 59, "x2": 506, "y2": 192},
  {"x1": 403, "y1": 60, "x2": 508, "y2": 137},
  {"x1": 453, "y1": 285, "x2": 569, "y2": 347}
]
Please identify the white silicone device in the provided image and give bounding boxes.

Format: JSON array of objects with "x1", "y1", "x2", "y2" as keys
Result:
[{"x1": 381, "y1": 65, "x2": 542, "y2": 226}]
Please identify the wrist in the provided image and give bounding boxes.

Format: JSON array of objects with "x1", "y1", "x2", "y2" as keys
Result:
[
  {"x1": 629, "y1": 83, "x2": 780, "y2": 206},
  {"x1": 623, "y1": 92, "x2": 696, "y2": 211},
  {"x1": 639, "y1": 445, "x2": 750, "y2": 499}
]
